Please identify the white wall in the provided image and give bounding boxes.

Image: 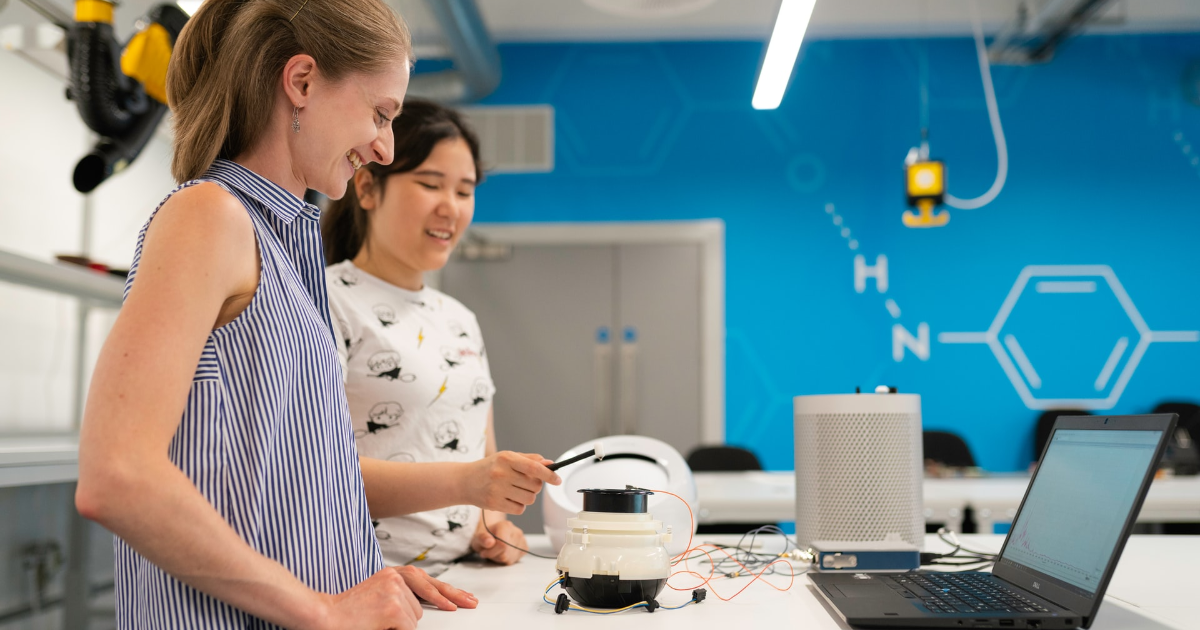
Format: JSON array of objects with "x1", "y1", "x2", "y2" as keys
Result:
[
  {"x1": 0, "y1": 49, "x2": 175, "y2": 432},
  {"x1": 0, "y1": 41, "x2": 171, "y2": 628}
]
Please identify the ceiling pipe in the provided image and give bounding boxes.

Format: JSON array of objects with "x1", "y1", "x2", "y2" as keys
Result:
[
  {"x1": 407, "y1": 0, "x2": 500, "y2": 103},
  {"x1": 14, "y1": 0, "x2": 72, "y2": 29}
]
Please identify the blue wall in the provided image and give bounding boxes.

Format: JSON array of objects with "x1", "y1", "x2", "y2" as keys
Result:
[{"x1": 471, "y1": 35, "x2": 1200, "y2": 472}]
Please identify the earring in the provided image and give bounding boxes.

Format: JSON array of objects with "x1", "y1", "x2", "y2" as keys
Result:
[{"x1": 292, "y1": 106, "x2": 300, "y2": 134}]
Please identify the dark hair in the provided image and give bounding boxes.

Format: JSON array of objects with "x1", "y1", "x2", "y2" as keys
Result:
[{"x1": 322, "y1": 98, "x2": 483, "y2": 264}]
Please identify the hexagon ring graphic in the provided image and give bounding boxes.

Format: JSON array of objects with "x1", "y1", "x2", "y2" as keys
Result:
[{"x1": 938, "y1": 265, "x2": 1199, "y2": 410}]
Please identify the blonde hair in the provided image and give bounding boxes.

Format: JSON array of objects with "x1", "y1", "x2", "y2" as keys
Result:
[{"x1": 167, "y1": 0, "x2": 412, "y2": 183}]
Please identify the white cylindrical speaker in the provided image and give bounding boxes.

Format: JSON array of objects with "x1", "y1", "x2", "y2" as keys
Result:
[{"x1": 794, "y1": 393, "x2": 924, "y2": 550}]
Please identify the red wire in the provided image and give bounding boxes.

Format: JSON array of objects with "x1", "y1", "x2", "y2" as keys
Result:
[{"x1": 645, "y1": 488, "x2": 796, "y2": 602}]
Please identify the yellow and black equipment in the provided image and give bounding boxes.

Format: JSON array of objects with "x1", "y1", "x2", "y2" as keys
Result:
[
  {"x1": 902, "y1": 157, "x2": 949, "y2": 228},
  {"x1": 66, "y1": 0, "x2": 187, "y2": 192}
]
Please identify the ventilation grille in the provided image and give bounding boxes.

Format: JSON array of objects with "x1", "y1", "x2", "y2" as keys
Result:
[
  {"x1": 582, "y1": 0, "x2": 719, "y2": 19},
  {"x1": 794, "y1": 411, "x2": 925, "y2": 549},
  {"x1": 459, "y1": 105, "x2": 554, "y2": 174}
]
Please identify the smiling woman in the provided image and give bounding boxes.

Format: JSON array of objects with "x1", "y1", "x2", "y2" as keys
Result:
[
  {"x1": 321, "y1": 100, "x2": 562, "y2": 573},
  {"x1": 72, "y1": 0, "x2": 482, "y2": 626},
  {"x1": 323, "y1": 99, "x2": 485, "y2": 272}
]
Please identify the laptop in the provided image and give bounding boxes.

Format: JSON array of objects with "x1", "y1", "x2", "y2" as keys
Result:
[{"x1": 810, "y1": 413, "x2": 1177, "y2": 629}]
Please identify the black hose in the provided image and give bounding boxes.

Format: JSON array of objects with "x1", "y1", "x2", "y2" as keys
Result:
[
  {"x1": 68, "y1": 19, "x2": 146, "y2": 137},
  {"x1": 73, "y1": 103, "x2": 167, "y2": 193},
  {"x1": 68, "y1": 3, "x2": 187, "y2": 192}
]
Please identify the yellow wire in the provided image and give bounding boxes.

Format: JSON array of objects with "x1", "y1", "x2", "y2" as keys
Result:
[{"x1": 542, "y1": 575, "x2": 650, "y2": 614}]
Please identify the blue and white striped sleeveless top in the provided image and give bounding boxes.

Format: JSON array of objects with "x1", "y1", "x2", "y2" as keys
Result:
[{"x1": 114, "y1": 159, "x2": 383, "y2": 628}]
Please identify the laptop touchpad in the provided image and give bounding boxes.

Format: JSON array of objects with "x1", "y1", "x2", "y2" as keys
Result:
[{"x1": 834, "y1": 583, "x2": 895, "y2": 598}]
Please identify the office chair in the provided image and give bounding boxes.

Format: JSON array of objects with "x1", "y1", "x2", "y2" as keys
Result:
[
  {"x1": 686, "y1": 445, "x2": 763, "y2": 472},
  {"x1": 1151, "y1": 402, "x2": 1200, "y2": 476},
  {"x1": 1033, "y1": 410, "x2": 1091, "y2": 464},
  {"x1": 921, "y1": 431, "x2": 979, "y2": 533},
  {"x1": 686, "y1": 445, "x2": 773, "y2": 534},
  {"x1": 922, "y1": 431, "x2": 976, "y2": 468}
]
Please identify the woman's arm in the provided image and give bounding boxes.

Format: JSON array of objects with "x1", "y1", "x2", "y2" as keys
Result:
[
  {"x1": 359, "y1": 449, "x2": 558, "y2": 518},
  {"x1": 76, "y1": 184, "x2": 420, "y2": 630},
  {"x1": 469, "y1": 407, "x2": 530, "y2": 564}
]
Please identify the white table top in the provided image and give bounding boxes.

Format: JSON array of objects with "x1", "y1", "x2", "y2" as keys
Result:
[
  {"x1": 694, "y1": 471, "x2": 1200, "y2": 525},
  {"x1": 420, "y1": 534, "x2": 1197, "y2": 630}
]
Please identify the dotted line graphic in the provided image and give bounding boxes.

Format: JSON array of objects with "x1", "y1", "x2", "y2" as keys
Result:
[
  {"x1": 1173, "y1": 130, "x2": 1200, "y2": 175},
  {"x1": 823, "y1": 203, "x2": 899, "y2": 321},
  {"x1": 825, "y1": 203, "x2": 858, "y2": 251}
]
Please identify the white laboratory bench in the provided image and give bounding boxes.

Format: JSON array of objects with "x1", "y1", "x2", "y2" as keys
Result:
[
  {"x1": 0, "y1": 434, "x2": 79, "y2": 488},
  {"x1": 423, "y1": 534, "x2": 1198, "y2": 630},
  {"x1": 694, "y1": 471, "x2": 1200, "y2": 533}
]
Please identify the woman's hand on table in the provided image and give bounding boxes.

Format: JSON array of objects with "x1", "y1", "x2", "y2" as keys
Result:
[
  {"x1": 316, "y1": 567, "x2": 424, "y2": 630},
  {"x1": 472, "y1": 516, "x2": 527, "y2": 565},
  {"x1": 395, "y1": 565, "x2": 478, "y2": 611}
]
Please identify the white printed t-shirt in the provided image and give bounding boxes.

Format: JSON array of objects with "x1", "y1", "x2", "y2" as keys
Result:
[{"x1": 326, "y1": 260, "x2": 493, "y2": 568}]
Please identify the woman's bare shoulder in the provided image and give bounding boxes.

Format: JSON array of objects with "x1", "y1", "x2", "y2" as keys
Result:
[{"x1": 135, "y1": 181, "x2": 258, "y2": 298}]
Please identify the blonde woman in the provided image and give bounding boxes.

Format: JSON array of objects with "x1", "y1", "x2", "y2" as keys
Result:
[{"x1": 74, "y1": 0, "x2": 474, "y2": 627}]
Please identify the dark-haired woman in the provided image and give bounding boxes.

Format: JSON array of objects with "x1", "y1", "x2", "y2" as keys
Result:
[
  {"x1": 74, "y1": 0, "x2": 475, "y2": 627},
  {"x1": 323, "y1": 99, "x2": 557, "y2": 572}
]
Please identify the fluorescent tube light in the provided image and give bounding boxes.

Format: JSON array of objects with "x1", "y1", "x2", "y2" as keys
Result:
[
  {"x1": 752, "y1": 0, "x2": 817, "y2": 110},
  {"x1": 178, "y1": 0, "x2": 203, "y2": 16}
]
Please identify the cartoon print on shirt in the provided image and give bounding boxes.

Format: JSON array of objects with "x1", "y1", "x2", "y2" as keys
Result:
[
  {"x1": 335, "y1": 268, "x2": 359, "y2": 287},
  {"x1": 407, "y1": 298, "x2": 436, "y2": 312},
  {"x1": 372, "y1": 520, "x2": 391, "y2": 541},
  {"x1": 461, "y1": 378, "x2": 492, "y2": 411},
  {"x1": 367, "y1": 351, "x2": 417, "y2": 382},
  {"x1": 432, "y1": 507, "x2": 471, "y2": 537},
  {"x1": 354, "y1": 402, "x2": 404, "y2": 438},
  {"x1": 386, "y1": 452, "x2": 415, "y2": 463},
  {"x1": 447, "y1": 321, "x2": 470, "y2": 339},
  {"x1": 417, "y1": 327, "x2": 425, "y2": 349},
  {"x1": 440, "y1": 346, "x2": 463, "y2": 371},
  {"x1": 373, "y1": 303, "x2": 397, "y2": 328},
  {"x1": 428, "y1": 376, "x2": 449, "y2": 407},
  {"x1": 333, "y1": 313, "x2": 364, "y2": 361},
  {"x1": 407, "y1": 544, "x2": 437, "y2": 564},
  {"x1": 434, "y1": 420, "x2": 468, "y2": 453}
]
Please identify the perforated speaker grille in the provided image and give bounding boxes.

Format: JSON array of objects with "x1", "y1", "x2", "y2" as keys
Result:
[{"x1": 794, "y1": 410, "x2": 924, "y2": 549}]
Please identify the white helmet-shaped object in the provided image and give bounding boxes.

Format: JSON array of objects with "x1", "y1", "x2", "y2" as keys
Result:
[{"x1": 543, "y1": 435, "x2": 698, "y2": 557}]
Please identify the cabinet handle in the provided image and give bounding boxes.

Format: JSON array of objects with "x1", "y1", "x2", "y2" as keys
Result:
[
  {"x1": 593, "y1": 327, "x2": 613, "y2": 438},
  {"x1": 619, "y1": 326, "x2": 638, "y2": 435}
]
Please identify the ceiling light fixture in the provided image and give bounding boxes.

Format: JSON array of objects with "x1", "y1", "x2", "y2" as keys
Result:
[
  {"x1": 751, "y1": 0, "x2": 816, "y2": 110},
  {"x1": 177, "y1": 0, "x2": 202, "y2": 16}
]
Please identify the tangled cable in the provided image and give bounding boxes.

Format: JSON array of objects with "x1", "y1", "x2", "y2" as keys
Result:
[
  {"x1": 542, "y1": 577, "x2": 704, "y2": 615},
  {"x1": 647, "y1": 487, "x2": 805, "y2": 602},
  {"x1": 920, "y1": 527, "x2": 998, "y2": 571}
]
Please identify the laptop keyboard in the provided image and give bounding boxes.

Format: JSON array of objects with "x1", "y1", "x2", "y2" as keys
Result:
[{"x1": 883, "y1": 573, "x2": 1052, "y2": 614}]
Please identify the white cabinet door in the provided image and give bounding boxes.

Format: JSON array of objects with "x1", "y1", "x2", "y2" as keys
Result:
[
  {"x1": 615, "y1": 243, "x2": 703, "y2": 457},
  {"x1": 440, "y1": 231, "x2": 714, "y2": 533},
  {"x1": 441, "y1": 245, "x2": 616, "y2": 531}
]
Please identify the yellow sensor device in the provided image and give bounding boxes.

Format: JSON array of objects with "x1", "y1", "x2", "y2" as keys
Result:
[
  {"x1": 903, "y1": 159, "x2": 949, "y2": 228},
  {"x1": 905, "y1": 160, "x2": 944, "y2": 205}
]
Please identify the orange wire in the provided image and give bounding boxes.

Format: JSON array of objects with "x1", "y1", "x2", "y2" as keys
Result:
[
  {"x1": 645, "y1": 488, "x2": 797, "y2": 602},
  {"x1": 666, "y1": 542, "x2": 795, "y2": 600}
]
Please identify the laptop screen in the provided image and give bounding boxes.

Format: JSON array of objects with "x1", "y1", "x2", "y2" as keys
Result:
[{"x1": 998, "y1": 429, "x2": 1161, "y2": 593}]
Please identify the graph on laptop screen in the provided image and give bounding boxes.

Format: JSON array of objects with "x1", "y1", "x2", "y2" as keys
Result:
[{"x1": 1002, "y1": 429, "x2": 1160, "y2": 593}]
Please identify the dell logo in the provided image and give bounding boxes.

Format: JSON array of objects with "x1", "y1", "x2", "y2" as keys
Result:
[{"x1": 1033, "y1": 582, "x2": 1041, "y2": 589}]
